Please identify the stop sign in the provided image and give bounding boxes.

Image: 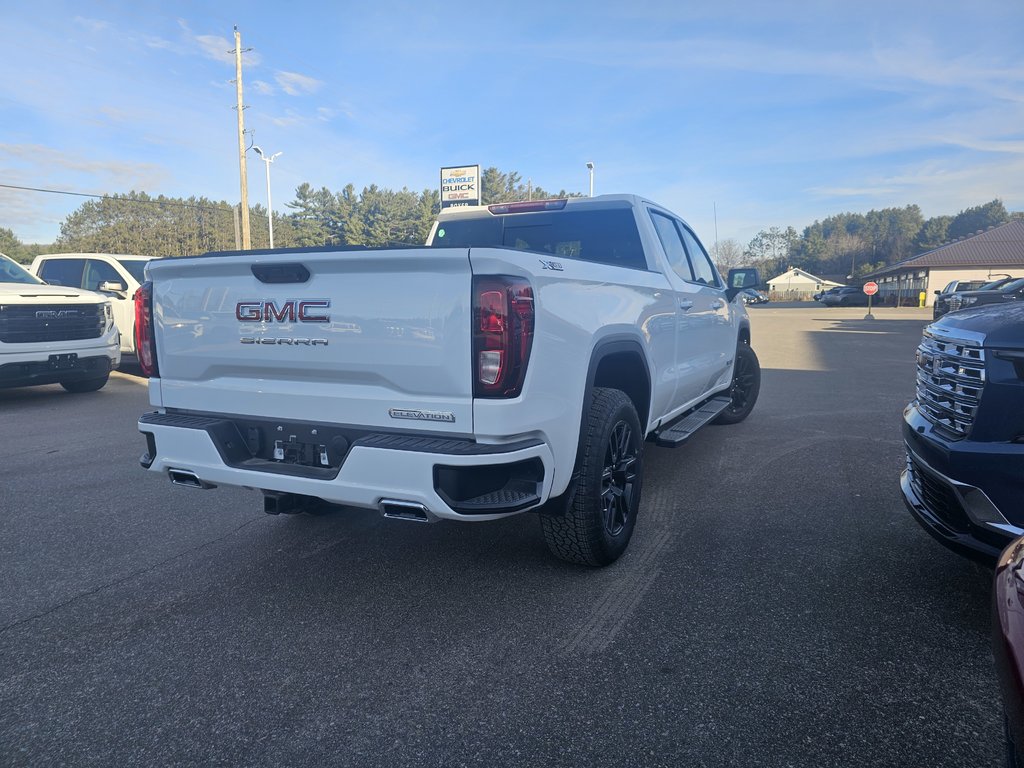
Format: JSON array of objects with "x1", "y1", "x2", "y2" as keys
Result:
[{"x1": 863, "y1": 281, "x2": 879, "y2": 296}]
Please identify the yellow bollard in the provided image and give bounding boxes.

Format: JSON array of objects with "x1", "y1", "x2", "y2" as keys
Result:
[{"x1": 919, "y1": 291, "x2": 926, "y2": 308}]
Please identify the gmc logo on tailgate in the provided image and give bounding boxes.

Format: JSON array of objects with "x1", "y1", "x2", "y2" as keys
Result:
[{"x1": 235, "y1": 299, "x2": 331, "y2": 323}]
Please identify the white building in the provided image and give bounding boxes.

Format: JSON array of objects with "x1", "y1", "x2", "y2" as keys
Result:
[{"x1": 766, "y1": 268, "x2": 844, "y2": 300}]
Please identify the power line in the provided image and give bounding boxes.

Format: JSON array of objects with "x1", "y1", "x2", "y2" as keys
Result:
[{"x1": 0, "y1": 182, "x2": 233, "y2": 213}]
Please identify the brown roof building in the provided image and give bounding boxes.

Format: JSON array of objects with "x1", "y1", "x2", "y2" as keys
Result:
[{"x1": 865, "y1": 219, "x2": 1024, "y2": 306}]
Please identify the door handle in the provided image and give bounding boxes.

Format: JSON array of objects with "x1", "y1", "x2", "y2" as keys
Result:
[
  {"x1": 711, "y1": 299, "x2": 725, "y2": 310},
  {"x1": 679, "y1": 300, "x2": 694, "y2": 311}
]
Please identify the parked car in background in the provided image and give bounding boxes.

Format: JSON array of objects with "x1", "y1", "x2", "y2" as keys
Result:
[
  {"x1": 814, "y1": 286, "x2": 843, "y2": 303},
  {"x1": 0, "y1": 253, "x2": 119, "y2": 391},
  {"x1": 901, "y1": 302, "x2": 1024, "y2": 562},
  {"x1": 943, "y1": 277, "x2": 1024, "y2": 317},
  {"x1": 994, "y1": 535, "x2": 1024, "y2": 768},
  {"x1": 939, "y1": 278, "x2": 990, "y2": 296},
  {"x1": 821, "y1": 286, "x2": 869, "y2": 307},
  {"x1": 30, "y1": 253, "x2": 152, "y2": 359},
  {"x1": 934, "y1": 277, "x2": 1016, "y2": 320},
  {"x1": 739, "y1": 288, "x2": 769, "y2": 305}
]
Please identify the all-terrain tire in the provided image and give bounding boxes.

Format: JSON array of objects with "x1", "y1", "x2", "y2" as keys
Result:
[
  {"x1": 714, "y1": 344, "x2": 761, "y2": 425},
  {"x1": 60, "y1": 372, "x2": 110, "y2": 393},
  {"x1": 540, "y1": 388, "x2": 643, "y2": 567}
]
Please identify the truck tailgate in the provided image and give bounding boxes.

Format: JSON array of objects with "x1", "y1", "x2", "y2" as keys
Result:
[{"x1": 148, "y1": 248, "x2": 474, "y2": 433}]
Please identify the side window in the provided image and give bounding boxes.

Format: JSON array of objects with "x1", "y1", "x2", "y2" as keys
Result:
[
  {"x1": 649, "y1": 212, "x2": 694, "y2": 282},
  {"x1": 679, "y1": 227, "x2": 721, "y2": 288},
  {"x1": 83, "y1": 260, "x2": 122, "y2": 292},
  {"x1": 38, "y1": 258, "x2": 86, "y2": 288}
]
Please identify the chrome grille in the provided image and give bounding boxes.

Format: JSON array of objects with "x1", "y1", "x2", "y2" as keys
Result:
[
  {"x1": 0, "y1": 304, "x2": 105, "y2": 343},
  {"x1": 915, "y1": 329, "x2": 984, "y2": 438}
]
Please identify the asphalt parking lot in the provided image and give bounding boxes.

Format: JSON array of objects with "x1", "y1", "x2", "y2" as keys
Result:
[{"x1": 0, "y1": 304, "x2": 1003, "y2": 767}]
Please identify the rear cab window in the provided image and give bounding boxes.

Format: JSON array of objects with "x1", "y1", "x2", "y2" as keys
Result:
[{"x1": 431, "y1": 205, "x2": 648, "y2": 271}]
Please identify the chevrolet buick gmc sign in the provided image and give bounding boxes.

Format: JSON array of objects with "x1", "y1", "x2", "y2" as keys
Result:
[{"x1": 440, "y1": 165, "x2": 480, "y2": 209}]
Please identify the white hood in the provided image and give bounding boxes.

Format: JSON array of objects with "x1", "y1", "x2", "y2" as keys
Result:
[{"x1": 0, "y1": 282, "x2": 107, "y2": 304}]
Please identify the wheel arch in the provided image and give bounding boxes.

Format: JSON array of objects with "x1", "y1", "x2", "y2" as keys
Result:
[
  {"x1": 585, "y1": 336, "x2": 652, "y2": 432},
  {"x1": 738, "y1": 321, "x2": 751, "y2": 346}
]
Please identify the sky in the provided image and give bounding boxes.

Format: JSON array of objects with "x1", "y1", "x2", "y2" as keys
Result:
[{"x1": 1, "y1": 0, "x2": 1023, "y2": 248}]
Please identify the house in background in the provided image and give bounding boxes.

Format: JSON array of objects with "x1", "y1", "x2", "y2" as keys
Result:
[
  {"x1": 864, "y1": 219, "x2": 1024, "y2": 306},
  {"x1": 766, "y1": 267, "x2": 844, "y2": 300}
]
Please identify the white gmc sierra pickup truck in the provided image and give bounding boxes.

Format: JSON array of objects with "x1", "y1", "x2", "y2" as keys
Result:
[
  {"x1": 0, "y1": 253, "x2": 119, "y2": 392},
  {"x1": 136, "y1": 195, "x2": 761, "y2": 565}
]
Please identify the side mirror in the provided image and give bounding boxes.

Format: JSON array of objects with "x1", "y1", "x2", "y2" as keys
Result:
[
  {"x1": 933, "y1": 290, "x2": 941, "y2": 295},
  {"x1": 99, "y1": 281, "x2": 127, "y2": 294},
  {"x1": 726, "y1": 268, "x2": 761, "y2": 302}
]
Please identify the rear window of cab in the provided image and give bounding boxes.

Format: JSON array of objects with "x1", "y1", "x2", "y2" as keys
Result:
[{"x1": 431, "y1": 208, "x2": 648, "y2": 271}]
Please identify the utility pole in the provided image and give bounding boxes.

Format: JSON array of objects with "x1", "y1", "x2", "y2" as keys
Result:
[{"x1": 231, "y1": 26, "x2": 251, "y2": 250}]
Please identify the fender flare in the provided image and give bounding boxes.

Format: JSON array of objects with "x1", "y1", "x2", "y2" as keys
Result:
[{"x1": 542, "y1": 334, "x2": 651, "y2": 515}]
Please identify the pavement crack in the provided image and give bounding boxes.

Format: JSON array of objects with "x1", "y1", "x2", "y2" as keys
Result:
[{"x1": 0, "y1": 517, "x2": 262, "y2": 636}]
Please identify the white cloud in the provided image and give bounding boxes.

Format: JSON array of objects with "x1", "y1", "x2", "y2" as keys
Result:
[
  {"x1": 252, "y1": 80, "x2": 276, "y2": 96},
  {"x1": 0, "y1": 143, "x2": 168, "y2": 192},
  {"x1": 74, "y1": 17, "x2": 110, "y2": 33},
  {"x1": 807, "y1": 186, "x2": 900, "y2": 198},
  {"x1": 806, "y1": 155, "x2": 1024, "y2": 218},
  {"x1": 275, "y1": 71, "x2": 322, "y2": 96},
  {"x1": 931, "y1": 134, "x2": 1024, "y2": 155},
  {"x1": 177, "y1": 20, "x2": 262, "y2": 66},
  {"x1": 144, "y1": 36, "x2": 177, "y2": 51},
  {"x1": 270, "y1": 110, "x2": 307, "y2": 128},
  {"x1": 317, "y1": 107, "x2": 336, "y2": 121},
  {"x1": 194, "y1": 33, "x2": 240, "y2": 65}
]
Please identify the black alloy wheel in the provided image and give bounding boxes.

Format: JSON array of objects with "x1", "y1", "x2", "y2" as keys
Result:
[
  {"x1": 539, "y1": 388, "x2": 644, "y2": 566},
  {"x1": 601, "y1": 420, "x2": 639, "y2": 537},
  {"x1": 715, "y1": 344, "x2": 761, "y2": 425}
]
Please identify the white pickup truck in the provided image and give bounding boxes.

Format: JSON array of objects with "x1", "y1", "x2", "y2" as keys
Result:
[
  {"x1": 0, "y1": 253, "x2": 119, "y2": 392},
  {"x1": 136, "y1": 195, "x2": 761, "y2": 565}
]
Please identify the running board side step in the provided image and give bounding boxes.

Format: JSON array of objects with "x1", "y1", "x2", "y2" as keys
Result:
[{"x1": 652, "y1": 396, "x2": 731, "y2": 447}]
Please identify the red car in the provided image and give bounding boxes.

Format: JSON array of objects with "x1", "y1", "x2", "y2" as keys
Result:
[{"x1": 994, "y1": 536, "x2": 1024, "y2": 766}]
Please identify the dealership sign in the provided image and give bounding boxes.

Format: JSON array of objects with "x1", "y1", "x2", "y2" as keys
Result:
[{"x1": 440, "y1": 165, "x2": 480, "y2": 209}]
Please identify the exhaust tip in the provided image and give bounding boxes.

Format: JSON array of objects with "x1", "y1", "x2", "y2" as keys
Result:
[
  {"x1": 379, "y1": 500, "x2": 434, "y2": 523},
  {"x1": 168, "y1": 469, "x2": 215, "y2": 490}
]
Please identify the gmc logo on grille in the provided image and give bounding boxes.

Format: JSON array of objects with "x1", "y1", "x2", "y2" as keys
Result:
[
  {"x1": 36, "y1": 310, "x2": 79, "y2": 319},
  {"x1": 235, "y1": 299, "x2": 331, "y2": 323}
]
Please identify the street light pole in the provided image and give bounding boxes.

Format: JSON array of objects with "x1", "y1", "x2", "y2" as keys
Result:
[
  {"x1": 252, "y1": 146, "x2": 282, "y2": 248},
  {"x1": 586, "y1": 161, "x2": 594, "y2": 197}
]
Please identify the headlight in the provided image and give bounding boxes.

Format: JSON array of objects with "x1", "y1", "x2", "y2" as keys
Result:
[
  {"x1": 961, "y1": 296, "x2": 979, "y2": 307},
  {"x1": 103, "y1": 301, "x2": 114, "y2": 329}
]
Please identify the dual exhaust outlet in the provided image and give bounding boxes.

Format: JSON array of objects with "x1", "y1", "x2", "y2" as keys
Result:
[{"x1": 166, "y1": 469, "x2": 435, "y2": 523}]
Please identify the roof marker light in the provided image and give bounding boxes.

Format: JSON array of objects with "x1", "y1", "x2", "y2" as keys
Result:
[{"x1": 487, "y1": 199, "x2": 568, "y2": 215}]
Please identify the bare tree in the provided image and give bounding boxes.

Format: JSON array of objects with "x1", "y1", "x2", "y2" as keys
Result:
[{"x1": 713, "y1": 238, "x2": 746, "y2": 274}]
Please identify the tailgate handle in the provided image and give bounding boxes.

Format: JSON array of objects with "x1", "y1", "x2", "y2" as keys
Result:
[{"x1": 251, "y1": 263, "x2": 310, "y2": 284}]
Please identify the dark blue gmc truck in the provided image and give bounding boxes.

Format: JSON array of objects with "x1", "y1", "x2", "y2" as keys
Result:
[{"x1": 901, "y1": 302, "x2": 1024, "y2": 561}]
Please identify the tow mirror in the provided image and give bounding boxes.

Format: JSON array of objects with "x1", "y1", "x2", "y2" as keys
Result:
[{"x1": 726, "y1": 268, "x2": 761, "y2": 302}]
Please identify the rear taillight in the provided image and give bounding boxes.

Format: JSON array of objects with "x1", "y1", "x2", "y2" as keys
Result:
[
  {"x1": 134, "y1": 281, "x2": 159, "y2": 377},
  {"x1": 473, "y1": 276, "x2": 534, "y2": 398}
]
